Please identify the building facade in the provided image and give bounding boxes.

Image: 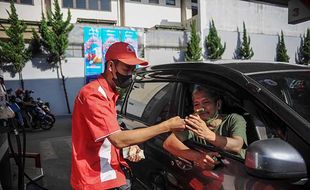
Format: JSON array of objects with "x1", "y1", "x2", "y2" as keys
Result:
[
  {"x1": 0, "y1": 0, "x2": 191, "y2": 35},
  {"x1": 0, "y1": 0, "x2": 309, "y2": 115}
]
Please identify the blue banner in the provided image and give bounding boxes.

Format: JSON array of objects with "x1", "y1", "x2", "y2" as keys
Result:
[
  {"x1": 121, "y1": 29, "x2": 138, "y2": 55},
  {"x1": 84, "y1": 27, "x2": 103, "y2": 76},
  {"x1": 101, "y1": 28, "x2": 121, "y2": 71},
  {"x1": 83, "y1": 27, "x2": 138, "y2": 83}
]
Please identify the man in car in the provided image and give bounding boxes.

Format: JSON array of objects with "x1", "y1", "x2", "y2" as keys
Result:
[
  {"x1": 163, "y1": 85, "x2": 247, "y2": 170},
  {"x1": 71, "y1": 42, "x2": 186, "y2": 190}
]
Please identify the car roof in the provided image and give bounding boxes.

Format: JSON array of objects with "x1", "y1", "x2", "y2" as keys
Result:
[
  {"x1": 219, "y1": 61, "x2": 310, "y2": 75},
  {"x1": 147, "y1": 61, "x2": 310, "y2": 75}
]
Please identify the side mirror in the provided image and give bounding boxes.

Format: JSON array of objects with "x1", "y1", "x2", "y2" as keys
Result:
[{"x1": 245, "y1": 138, "x2": 307, "y2": 180}]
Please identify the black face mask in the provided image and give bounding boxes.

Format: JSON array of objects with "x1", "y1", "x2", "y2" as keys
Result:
[{"x1": 113, "y1": 71, "x2": 132, "y2": 88}]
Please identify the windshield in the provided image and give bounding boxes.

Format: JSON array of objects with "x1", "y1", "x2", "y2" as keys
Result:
[{"x1": 249, "y1": 71, "x2": 310, "y2": 123}]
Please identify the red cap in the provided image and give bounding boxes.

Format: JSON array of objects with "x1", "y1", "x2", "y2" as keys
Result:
[{"x1": 105, "y1": 42, "x2": 148, "y2": 66}]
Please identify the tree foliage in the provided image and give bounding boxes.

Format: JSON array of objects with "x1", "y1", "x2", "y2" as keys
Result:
[
  {"x1": 185, "y1": 20, "x2": 202, "y2": 61},
  {"x1": 38, "y1": 0, "x2": 74, "y2": 113},
  {"x1": 0, "y1": 0, "x2": 32, "y2": 89},
  {"x1": 276, "y1": 30, "x2": 290, "y2": 62},
  {"x1": 296, "y1": 28, "x2": 310, "y2": 65},
  {"x1": 28, "y1": 28, "x2": 42, "y2": 57},
  {"x1": 39, "y1": 0, "x2": 74, "y2": 64},
  {"x1": 238, "y1": 22, "x2": 254, "y2": 60},
  {"x1": 205, "y1": 20, "x2": 226, "y2": 60}
]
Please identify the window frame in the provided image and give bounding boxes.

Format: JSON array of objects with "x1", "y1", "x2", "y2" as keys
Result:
[
  {"x1": 0, "y1": 0, "x2": 33, "y2": 5},
  {"x1": 62, "y1": 0, "x2": 111, "y2": 11},
  {"x1": 175, "y1": 72, "x2": 291, "y2": 161},
  {"x1": 149, "y1": 0, "x2": 159, "y2": 4},
  {"x1": 166, "y1": 0, "x2": 175, "y2": 6},
  {"x1": 123, "y1": 81, "x2": 179, "y2": 126}
]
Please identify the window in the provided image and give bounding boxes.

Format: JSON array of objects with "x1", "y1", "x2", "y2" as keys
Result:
[
  {"x1": 149, "y1": 0, "x2": 159, "y2": 4},
  {"x1": 166, "y1": 0, "x2": 175, "y2": 5},
  {"x1": 20, "y1": 0, "x2": 32, "y2": 4},
  {"x1": 191, "y1": 0, "x2": 198, "y2": 16},
  {"x1": 1, "y1": 0, "x2": 32, "y2": 5},
  {"x1": 126, "y1": 82, "x2": 177, "y2": 125},
  {"x1": 100, "y1": 0, "x2": 110, "y2": 11},
  {"x1": 63, "y1": 0, "x2": 73, "y2": 8},
  {"x1": 251, "y1": 71, "x2": 310, "y2": 123},
  {"x1": 76, "y1": 0, "x2": 86, "y2": 9},
  {"x1": 62, "y1": 0, "x2": 111, "y2": 11},
  {"x1": 89, "y1": 0, "x2": 98, "y2": 10}
]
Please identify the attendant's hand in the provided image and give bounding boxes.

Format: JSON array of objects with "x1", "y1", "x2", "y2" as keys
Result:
[{"x1": 161, "y1": 116, "x2": 186, "y2": 132}]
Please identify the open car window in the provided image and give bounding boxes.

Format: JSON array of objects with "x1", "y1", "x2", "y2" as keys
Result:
[
  {"x1": 125, "y1": 82, "x2": 178, "y2": 125},
  {"x1": 180, "y1": 82, "x2": 290, "y2": 161}
]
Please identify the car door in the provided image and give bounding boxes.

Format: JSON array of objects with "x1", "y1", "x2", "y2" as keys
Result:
[
  {"x1": 120, "y1": 80, "x2": 191, "y2": 189},
  {"x1": 172, "y1": 69, "x2": 309, "y2": 190},
  {"x1": 120, "y1": 65, "x2": 309, "y2": 190}
]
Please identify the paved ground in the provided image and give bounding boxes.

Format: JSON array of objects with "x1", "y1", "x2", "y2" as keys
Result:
[
  {"x1": 10, "y1": 115, "x2": 144, "y2": 190},
  {"x1": 11, "y1": 115, "x2": 72, "y2": 190}
]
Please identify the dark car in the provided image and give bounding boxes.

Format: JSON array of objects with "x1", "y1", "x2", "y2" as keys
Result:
[{"x1": 118, "y1": 61, "x2": 310, "y2": 190}]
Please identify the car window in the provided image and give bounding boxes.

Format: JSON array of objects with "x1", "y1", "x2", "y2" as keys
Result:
[
  {"x1": 181, "y1": 83, "x2": 249, "y2": 159},
  {"x1": 250, "y1": 71, "x2": 310, "y2": 123},
  {"x1": 125, "y1": 82, "x2": 178, "y2": 125},
  {"x1": 180, "y1": 82, "x2": 290, "y2": 160}
]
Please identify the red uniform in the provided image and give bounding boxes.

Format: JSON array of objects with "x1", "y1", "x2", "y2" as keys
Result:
[{"x1": 71, "y1": 75, "x2": 128, "y2": 190}]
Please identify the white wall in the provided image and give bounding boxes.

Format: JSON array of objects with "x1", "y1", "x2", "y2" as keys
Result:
[
  {"x1": 146, "y1": 48, "x2": 185, "y2": 65},
  {"x1": 197, "y1": 0, "x2": 310, "y2": 63},
  {"x1": 144, "y1": 29, "x2": 187, "y2": 64},
  {"x1": 1, "y1": 0, "x2": 184, "y2": 27},
  {"x1": 3, "y1": 58, "x2": 84, "y2": 115},
  {"x1": 3, "y1": 58, "x2": 84, "y2": 81},
  {"x1": 202, "y1": 29, "x2": 303, "y2": 63},
  {"x1": 125, "y1": 0, "x2": 182, "y2": 28},
  {"x1": 199, "y1": 0, "x2": 310, "y2": 36},
  {"x1": 0, "y1": 0, "x2": 42, "y2": 21}
]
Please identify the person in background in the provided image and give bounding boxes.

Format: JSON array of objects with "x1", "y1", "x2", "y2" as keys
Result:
[
  {"x1": 164, "y1": 85, "x2": 247, "y2": 170},
  {"x1": 0, "y1": 70, "x2": 14, "y2": 120},
  {"x1": 71, "y1": 42, "x2": 185, "y2": 190},
  {"x1": 0, "y1": 70, "x2": 7, "y2": 118}
]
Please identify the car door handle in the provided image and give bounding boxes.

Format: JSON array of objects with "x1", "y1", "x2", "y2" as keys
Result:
[{"x1": 172, "y1": 157, "x2": 193, "y2": 171}]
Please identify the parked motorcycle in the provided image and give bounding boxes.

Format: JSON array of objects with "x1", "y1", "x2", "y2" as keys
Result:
[
  {"x1": 8, "y1": 89, "x2": 56, "y2": 130},
  {"x1": 33, "y1": 97, "x2": 56, "y2": 130}
]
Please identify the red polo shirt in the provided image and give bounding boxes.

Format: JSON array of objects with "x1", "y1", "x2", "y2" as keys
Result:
[{"x1": 71, "y1": 75, "x2": 128, "y2": 190}]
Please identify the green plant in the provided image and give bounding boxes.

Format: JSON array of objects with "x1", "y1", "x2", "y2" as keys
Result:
[
  {"x1": 276, "y1": 30, "x2": 290, "y2": 62},
  {"x1": 28, "y1": 28, "x2": 42, "y2": 56},
  {"x1": 296, "y1": 28, "x2": 310, "y2": 65},
  {"x1": 0, "y1": 0, "x2": 30, "y2": 89},
  {"x1": 185, "y1": 20, "x2": 202, "y2": 61},
  {"x1": 238, "y1": 22, "x2": 254, "y2": 60},
  {"x1": 205, "y1": 20, "x2": 226, "y2": 60},
  {"x1": 38, "y1": 0, "x2": 74, "y2": 113}
]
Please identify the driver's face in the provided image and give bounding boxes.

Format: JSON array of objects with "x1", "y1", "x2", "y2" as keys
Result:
[{"x1": 192, "y1": 91, "x2": 218, "y2": 121}]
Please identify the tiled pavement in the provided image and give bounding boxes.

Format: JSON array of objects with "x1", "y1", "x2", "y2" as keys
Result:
[
  {"x1": 11, "y1": 115, "x2": 144, "y2": 190},
  {"x1": 11, "y1": 116, "x2": 72, "y2": 190}
]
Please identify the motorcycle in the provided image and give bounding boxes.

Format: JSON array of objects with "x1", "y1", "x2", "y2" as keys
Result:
[
  {"x1": 33, "y1": 97, "x2": 56, "y2": 130},
  {"x1": 10, "y1": 89, "x2": 56, "y2": 130}
]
